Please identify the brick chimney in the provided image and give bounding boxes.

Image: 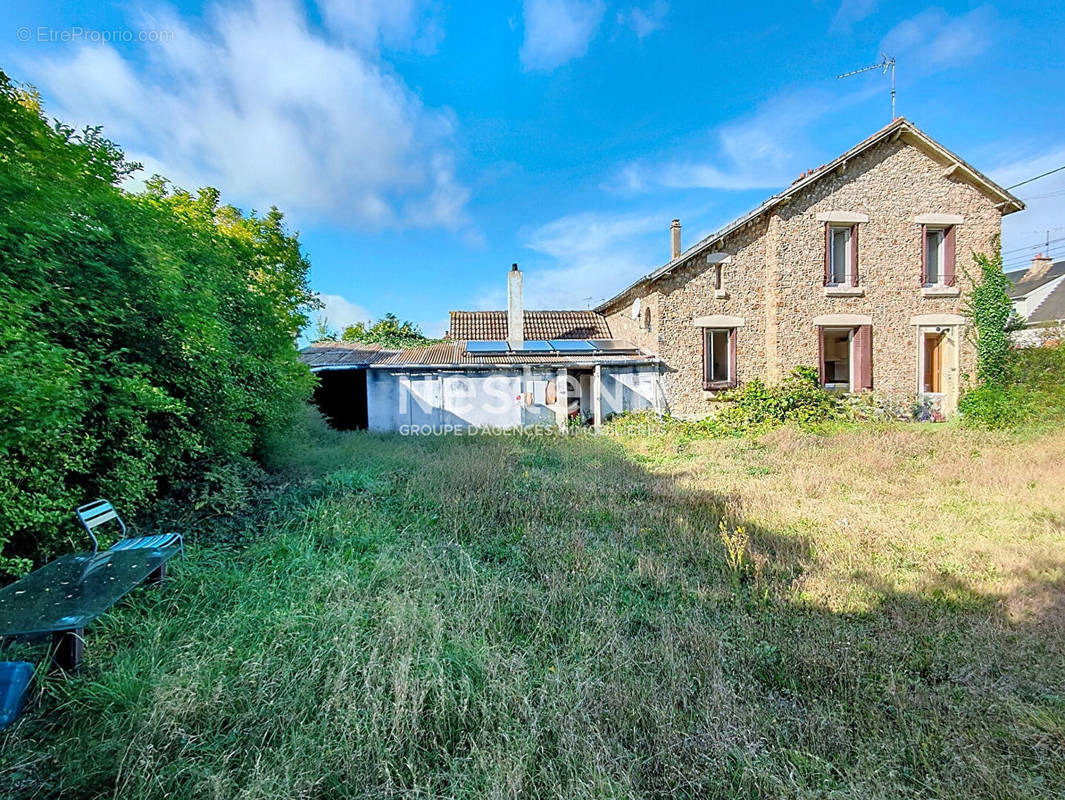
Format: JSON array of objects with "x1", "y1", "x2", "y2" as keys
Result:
[
  {"x1": 1024, "y1": 253, "x2": 1054, "y2": 282},
  {"x1": 670, "y1": 219, "x2": 681, "y2": 260},
  {"x1": 507, "y1": 263, "x2": 523, "y2": 348}
]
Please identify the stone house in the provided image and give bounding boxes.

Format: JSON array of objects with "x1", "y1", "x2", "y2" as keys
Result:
[{"x1": 598, "y1": 117, "x2": 1024, "y2": 416}]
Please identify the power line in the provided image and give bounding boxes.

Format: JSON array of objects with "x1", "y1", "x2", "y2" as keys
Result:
[
  {"x1": 1006, "y1": 163, "x2": 1065, "y2": 191},
  {"x1": 1002, "y1": 245, "x2": 1065, "y2": 270},
  {"x1": 1001, "y1": 235, "x2": 1065, "y2": 256}
]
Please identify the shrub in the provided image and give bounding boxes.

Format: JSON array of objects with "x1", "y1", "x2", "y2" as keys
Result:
[
  {"x1": 0, "y1": 73, "x2": 317, "y2": 575},
  {"x1": 958, "y1": 384, "x2": 1028, "y2": 430},
  {"x1": 717, "y1": 367, "x2": 844, "y2": 430}
]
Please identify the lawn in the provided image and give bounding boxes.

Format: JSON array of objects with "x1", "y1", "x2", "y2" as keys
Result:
[{"x1": 2, "y1": 416, "x2": 1063, "y2": 799}]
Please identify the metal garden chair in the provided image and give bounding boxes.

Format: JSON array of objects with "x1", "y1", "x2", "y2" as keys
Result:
[{"x1": 75, "y1": 499, "x2": 183, "y2": 559}]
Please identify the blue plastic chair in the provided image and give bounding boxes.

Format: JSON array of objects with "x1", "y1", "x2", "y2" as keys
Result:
[
  {"x1": 0, "y1": 661, "x2": 33, "y2": 730},
  {"x1": 75, "y1": 500, "x2": 183, "y2": 557}
]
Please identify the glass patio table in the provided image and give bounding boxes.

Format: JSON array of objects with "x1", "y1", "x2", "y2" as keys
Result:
[{"x1": 0, "y1": 546, "x2": 179, "y2": 670}]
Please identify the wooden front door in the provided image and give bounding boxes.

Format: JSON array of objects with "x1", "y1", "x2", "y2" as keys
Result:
[{"x1": 923, "y1": 333, "x2": 945, "y2": 393}]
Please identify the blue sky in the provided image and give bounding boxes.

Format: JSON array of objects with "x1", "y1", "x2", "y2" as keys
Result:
[{"x1": 3, "y1": 1, "x2": 1064, "y2": 336}]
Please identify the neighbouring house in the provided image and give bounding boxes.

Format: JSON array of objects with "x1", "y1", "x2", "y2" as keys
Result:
[
  {"x1": 303, "y1": 266, "x2": 661, "y2": 432},
  {"x1": 598, "y1": 117, "x2": 1024, "y2": 416},
  {"x1": 303, "y1": 117, "x2": 1024, "y2": 430},
  {"x1": 1007, "y1": 254, "x2": 1065, "y2": 346}
]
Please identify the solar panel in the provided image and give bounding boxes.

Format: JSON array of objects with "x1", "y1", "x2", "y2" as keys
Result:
[
  {"x1": 465, "y1": 340, "x2": 508, "y2": 353},
  {"x1": 548, "y1": 339, "x2": 596, "y2": 352},
  {"x1": 588, "y1": 339, "x2": 639, "y2": 352},
  {"x1": 514, "y1": 340, "x2": 554, "y2": 352}
]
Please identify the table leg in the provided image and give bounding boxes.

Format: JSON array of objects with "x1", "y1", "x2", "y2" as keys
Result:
[
  {"x1": 50, "y1": 628, "x2": 84, "y2": 673},
  {"x1": 147, "y1": 562, "x2": 167, "y2": 585}
]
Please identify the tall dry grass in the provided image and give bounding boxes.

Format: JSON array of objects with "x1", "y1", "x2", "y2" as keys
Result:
[{"x1": 1, "y1": 414, "x2": 1062, "y2": 799}]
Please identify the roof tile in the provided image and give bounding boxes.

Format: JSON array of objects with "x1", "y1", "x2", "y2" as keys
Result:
[{"x1": 448, "y1": 310, "x2": 610, "y2": 340}]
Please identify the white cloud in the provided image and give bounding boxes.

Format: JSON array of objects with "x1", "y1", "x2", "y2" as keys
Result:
[
  {"x1": 618, "y1": 2, "x2": 668, "y2": 39},
  {"x1": 831, "y1": 0, "x2": 877, "y2": 33},
  {"x1": 520, "y1": 0, "x2": 606, "y2": 71},
  {"x1": 474, "y1": 210, "x2": 668, "y2": 309},
  {"x1": 315, "y1": 0, "x2": 442, "y2": 52},
  {"x1": 317, "y1": 293, "x2": 372, "y2": 331},
  {"x1": 614, "y1": 85, "x2": 873, "y2": 193},
  {"x1": 880, "y1": 5, "x2": 996, "y2": 71},
  {"x1": 24, "y1": 0, "x2": 468, "y2": 229}
]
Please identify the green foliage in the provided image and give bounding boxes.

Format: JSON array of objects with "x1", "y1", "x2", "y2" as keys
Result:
[
  {"x1": 958, "y1": 384, "x2": 1029, "y2": 430},
  {"x1": 341, "y1": 312, "x2": 436, "y2": 349},
  {"x1": 960, "y1": 343, "x2": 1065, "y2": 430},
  {"x1": 716, "y1": 367, "x2": 845, "y2": 431},
  {"x1": 963, "y1": 240, "x2": 1020, "y2": 389},
  {"x1": 0, "y1": 72, "x2": 316, "y2": 574},
  {"x1": 310, "y1": 316, "x2": 338, "y2": 343}
]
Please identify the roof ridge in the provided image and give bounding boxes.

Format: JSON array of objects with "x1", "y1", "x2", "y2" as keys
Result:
[{"x1": 596, "y1": 118, "x2": 1024, "y2": 312}]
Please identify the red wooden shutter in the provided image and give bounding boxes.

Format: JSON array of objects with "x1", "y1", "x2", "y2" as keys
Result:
[
  {"x1": 920, "y1": 224, "x2": 928, "y2": 285},
  {"x1": 850, "y1": 224, "x2": 859, "y2": 287},
  {"x1": 943, "y1": 226, "x2": 956, "y2": 286},
  {"x1": 817, "y1": 327, "x2": 825, "y2": 386},
  {"x1": 854, "y1": 325, "x2": 873, "y2": 391},
  {"x1": 701, "y1": 328, "x2": 708, "y2": 390},
  {"x1": 729, "y1": 328, "x2": 738, "y2": 387},
  {"x1": 823, "y1": 223, "x2": 831, "y2": 286}
]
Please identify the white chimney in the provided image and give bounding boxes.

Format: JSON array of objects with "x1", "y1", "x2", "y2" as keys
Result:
[
  {"x1": 507, "y1": 263, "x2": 524, "y2": 348},
  {"x1": 670, "y1": 219, "x2": 681, "y2": 260}
]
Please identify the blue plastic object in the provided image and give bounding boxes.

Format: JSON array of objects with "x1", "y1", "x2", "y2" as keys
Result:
[{"x1": 0, "y1": 661, "x2": 33, "y2": 730}]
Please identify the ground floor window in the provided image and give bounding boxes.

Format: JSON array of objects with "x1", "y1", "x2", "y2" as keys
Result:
[
  {"x1": 702, "y1": 328, "x2": 736, "y2": 390},
  {"x1": 820, "y1": 328, "x2": 852, "y2": 390},
  {"x1": 818, "y1": 325, "x2": 872, "y2": 392}
]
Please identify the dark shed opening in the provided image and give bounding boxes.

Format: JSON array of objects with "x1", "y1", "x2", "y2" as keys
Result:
[{"x1": 313, "y1": 369, "x2": 368, "y2": 431}]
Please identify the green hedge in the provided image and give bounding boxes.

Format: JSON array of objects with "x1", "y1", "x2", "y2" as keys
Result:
[{"x1": 0, "y1": 74, "x2": 316, "y2": 575}]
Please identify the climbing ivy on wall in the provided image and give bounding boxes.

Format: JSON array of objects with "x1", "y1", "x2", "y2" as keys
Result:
[{"x1": 963, "y1": 238, "x2": 1019, "y2": 389}]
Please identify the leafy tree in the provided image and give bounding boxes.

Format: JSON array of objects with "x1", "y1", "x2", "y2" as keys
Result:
[
  {"x1": 0, "y1": 71, "x2": 316, "y2": 575},
  {"x1": 341, "y1": 313, "x2": 436, "y2": 349},
  {"x1": 311, "y1": 316, "x2": 338, "y2": 343}
]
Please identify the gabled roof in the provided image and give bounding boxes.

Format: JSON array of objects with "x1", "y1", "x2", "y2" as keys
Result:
[
  {"x1": 448, "y1": 310, "x2": 611, "y2": 341},
  {"x1": 598, "y1": 117, "x2": 1025, "y2": 312},
  {"x1": 1006, "y1": 259, "x2": 1065, "y2": 299},
  {"x1": 1026, "y1": 281, "x2": 1065, "y2": 324}
]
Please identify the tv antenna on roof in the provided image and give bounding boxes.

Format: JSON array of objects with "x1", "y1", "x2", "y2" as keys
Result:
[{"x1": 838, "y1": 55, "x2": 896, "y2": 121}]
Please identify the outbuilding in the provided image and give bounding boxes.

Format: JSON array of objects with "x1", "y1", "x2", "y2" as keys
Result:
[{"x1": 302, "y1": 266, "x2": 663, "y2": 433}]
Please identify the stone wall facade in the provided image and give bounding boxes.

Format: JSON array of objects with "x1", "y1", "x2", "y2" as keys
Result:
[{"x1": 603, "y1": 136, "x2": 1005, "y2": 417}]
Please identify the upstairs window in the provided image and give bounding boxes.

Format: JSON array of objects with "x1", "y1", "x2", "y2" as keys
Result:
[
  {"x1": 824, "y1": 224, "x2": 858, "y2": 286},
  {"x1": 713, "y1": 263, "x2": 723, "y2": 291},
  {"x1": 703, "y1": 328, "x2": 737, "y2": 390},
  {"x1": 922, "y1": 226, "x2": 956, "y2": 286}
]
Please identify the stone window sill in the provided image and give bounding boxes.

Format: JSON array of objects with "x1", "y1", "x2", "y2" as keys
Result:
[
  {"x1": 824, "y1": 286, "x2": 864, "y2": 297},
  {"x1": 922, "y1": 286, "x2": 960, "y2": 298},
  {"x1": 713, "y1": 289, "x2": 729, "y2": 299}
]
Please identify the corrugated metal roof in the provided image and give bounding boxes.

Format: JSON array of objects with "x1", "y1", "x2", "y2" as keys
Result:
[
  {"x1": 448, "y1": 310, "x2": 611, "y2": 340},
  {"x1": 300, "y1": 340, "x2": 655, "y2": 369},
  {"x1": 378, "y1": 341, "x2": 652, "y2": 367},
  {"x1": 300, "y1": 341, "x2": 397, "y2": 368}
]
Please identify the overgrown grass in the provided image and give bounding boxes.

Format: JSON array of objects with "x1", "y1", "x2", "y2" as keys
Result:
[{"x1": 1, "y1": 413, "x2": 1063, "y2": 798}]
